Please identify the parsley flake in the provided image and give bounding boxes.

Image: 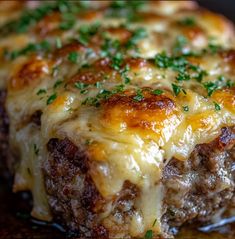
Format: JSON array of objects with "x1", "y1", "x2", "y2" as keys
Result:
[
  {"x1": 33, "y1": 144, "x2": 39, "y2": 156},
  {"x1": 152, "y1": 89, "x2": 163, "y2": 95},
  {"x1": 183, "y1": 105, "x2": 189, "y2": 112},
  {"x1": 8, "y1": 40, "x2": 50, "y2": 60},
  {"x1": 37, "y1": 89, "x2": 47, "y2": 95},
  {"x1": 111, "y1": 52, "x2": 124, "y2": 70},
  {"x1": 214, "y1": 101, "x2": 221, "y2": 111},
  {"x1": 178, "y1": 17, "x2": 196, "y2": 26},
  {"x1": 133, "y1": 89, "x2": 144, "y2": 102},
  {"x1": 144, "y1": 230, "x2": 153, "y2": 239},
  {"x1": 68, "y1": 51, "x2": 79, "y2": 63},
  {"x1": 54, "y1": 80, "x2": 63, "y2": 89},
  {"x1": 126, "y1": 27, "x2": 148, "y2": 49},
  {"x1": 78, "y1": 22, "x2": 100, "y2": 45},
  {"x1": 171, "y1": 83, "x2": 186, "y2": 96},
  {"x1": 47, "y1": 93, "x2": 57, "y2": 105},
  {"x1": 203, "y1": 81, "x2": 218, "y2": 96},
  {"x1": 75, "y1": 82, "x2": 88, "y2": 90}
]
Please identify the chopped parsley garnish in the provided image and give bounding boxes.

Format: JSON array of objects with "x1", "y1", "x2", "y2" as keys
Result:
[
  {"x1": 78, "y1": 22, "x2": 100, "y2": 45},
  {"x1": 203, "y1": 81, "x2": 218, "y2": 96},
  {"x1": 144, "y1": 230, "x2": 153, "y2": 239},
  {"x1": 214, "y1": 101, "x2": 221, "y2": 111},
  {"x1": 193, "y1": 69, "x2": 208, "y2": 82},
  {"x1": 82, "y1": 89, "x2": 111, "y2": 107},
  {"x1": 85, "y1": 139, "x2": 92, "y2": 145},
  {"x1": 173, "y1": 35, "x2": 188, "y2": 55},
  {"x1": 106, "y1": 0, "x2": 145, "y2": 21},
  {"x1": 68, "y1": 51, "x2": 79, "y2": 63},
  {"x1": 114, "y1": 84, "x2": 125, "y2": 93},
  {"x1": 172, "y1": 83, "x2": 186, "y2": 96},
  {"x1": 47, "y1": 93, "x2": 57, "y2": 105},
  {"x1": 94, "y1": 82, "x2": 102, "y2": 88},
  {"x1": 152, "y1": 219, "x2": 157, "y2": 227},
  {"x1": 59, "y1": 12, "x2": 76, "y2": 30},
  {"x1": 176, "y1": 71, "x2": 190, "y2": 81},
  {"x1": 54, "y1": 80, "x2": 63, "y2": 89},
  {"x1": 133, "y1": 89, "x2": 144, "y2": 102},
  {"x1": 7, "y1": 41, "x2": 50, "y2": 60},
  {"x1": 1, "y1": 0, "x2": 86, "y2": 35},
  {"x1": 178, "y1": 17, "x2": 196, "y2": 26},
  {"x1": 152, "y1": 89, "x2": 163, "y2": 95},
  {"x1": 120, "y1": 65, "x2": 131, "y2": 84},
  {"x1": 226, "y1": 80, "x2": 235, "y2": 87},
  {"x1": 75, "y1": 82, "x2": 88, "y2": 91},
  {"x1": 155, "y1": 52, "x2": 207, "y2": 85},
  {"x1": 82, "y1": 84, "x2": 125, "y2": 107},
  {"x1": 207, "y1": 43, "x2": 222, "y2": 54},
  {"x1": 59, "y1": 19, "x2": 75, "y2": 30},
  {"x1": 155, "y1": 52, "x2": 172, "y2": 68},
  {"x1": 37, "y1": 89, "x2": 47, "y2": 95},
  {"x1": 203, "y1": 75, "x2": 234, "y2": 96},
  {"x1": 111, "y1": 52, "x2": 124, "y2": 70},
  {"x1": 33, "y1": 144, "x2": 39, "y2": 156},
  {"x1": 183, "y1": 105, "x2": 189, "y2": 112},
  {"x1": 100, "y1": 37, "x2": 121, "y2": 58},
  {"x1": 126, "y1": 27, "x2": 148, "y2": 49}
]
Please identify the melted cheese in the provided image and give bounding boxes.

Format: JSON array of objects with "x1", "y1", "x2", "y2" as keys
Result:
[{"x1": 1, "y1": 1, "x2": 235, "y2": 237}]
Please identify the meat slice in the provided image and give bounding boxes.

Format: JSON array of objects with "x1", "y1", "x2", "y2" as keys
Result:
[
  {"x1": 44, "y1": 138, "x2": 140, "y2": 238},
  {"x1": 162, "y1": 126, "x2": 235, "y2": 233},
  {"x1": 43, "y1": 127, "x2": 235, "y2": 237}
]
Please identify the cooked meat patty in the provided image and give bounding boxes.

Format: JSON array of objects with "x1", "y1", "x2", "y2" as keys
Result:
[
  {"x1": 162, "y1": 127, "x2": 235, "y2": 232},
  {"x1": 43, "y1": 127, "x2": 235, "y2": 238}
]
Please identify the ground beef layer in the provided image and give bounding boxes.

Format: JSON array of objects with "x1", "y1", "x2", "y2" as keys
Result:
[{"x1": 44, "y1": 127, "x2": 235, "y2": 238}]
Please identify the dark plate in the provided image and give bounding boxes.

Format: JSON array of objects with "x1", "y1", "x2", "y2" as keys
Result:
[{"x1": 0, "y1": 1, "x2": 235, "y2": 238}]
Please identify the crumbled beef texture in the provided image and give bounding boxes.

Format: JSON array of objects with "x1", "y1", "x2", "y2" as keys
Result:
[
  {"x1": 44, "y1": 138, "x2": 108, "y2": 238},
  {"x1": 162, "y1": 126, "x2": 235, "y2": 233},
  {"x1": 44, "y1": 138, "x2": 140, "y2": 238},
  {"x1": 44, "y1": 128, "x2": 234, "y2": 237}
]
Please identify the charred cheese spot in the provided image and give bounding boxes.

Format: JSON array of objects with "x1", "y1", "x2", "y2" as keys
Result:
[
  {"x1": 137, "y1": 12, "x2": 166, "y2": 23},
  {"x1": 102, "y1": 90, "x2": 181, "y2": 139},
  {"x1": 9, "y1": 57, "x2": 51, "y2": 90},
  {"x1": 55, "y1": 41, "x2": 86, "y2": 58},
  {"x1": 69, "y1": 58, "x2": 120, "y2": 85},
  {"x1": 126, "y1": 57, "x2": 151, "y2": 70},
  {"x1": 33, "y1": 12, "x2": 61, "y2": 37},
  {"x1": 106, "y1": 27, "x2": 132, "y2": 43},
  {"x1": 177, "y1": 24, "x2": 207, "y2": 45},
  {"x1": 79, "y1": 10, "x2": 103, "y2": 21},
  {"x1": 211, "y1": 88, "x2": 235, "y2": 113}
]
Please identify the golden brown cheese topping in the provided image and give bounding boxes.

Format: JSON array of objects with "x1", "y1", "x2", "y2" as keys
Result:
[{"x1": 0, "y1": 1, "x2": 235, "y2": 237}]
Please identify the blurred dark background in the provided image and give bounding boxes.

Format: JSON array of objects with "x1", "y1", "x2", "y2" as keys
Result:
[{"x1": 197, "y1": 0, "x2": 235, "y2": 22}]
